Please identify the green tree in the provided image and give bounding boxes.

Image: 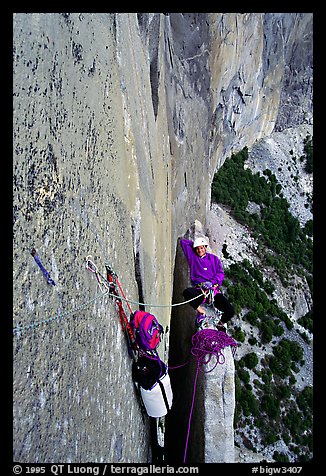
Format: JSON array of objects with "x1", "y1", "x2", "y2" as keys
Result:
[
  {"x1": 243, "y1": 352, "x2": 259, "y2": 369},
  {"x1": 303, "y1": 135, "x2": 313, "y2": 173},
  {"x1": 261, "y1": 394, "x2": 280, "y2": 419}
]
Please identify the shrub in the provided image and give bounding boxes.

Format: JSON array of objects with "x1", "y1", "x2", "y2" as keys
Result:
[
  {"x1": 240, "y1": 387, "x2": 260, "y2": 417},
  {"x1": 303, "y1": 135, "x2": 313, "y2": 173},
  {"x1": 298, "y1": 310, "x2": 313, "y2": 333},
  {"x1": 269, "y1": 338, "x2": 304, "y2": 379},
  {"x1": 243, "y1": 311, "x2": 258, "y2": 325},
  {"x1": 296, "y1": 386, "x2": 313, "y2": 412},
  {"x1": 274, "y1": 451, "x2": 289, "y2": 463},
  {"x1": 238, "y1": 368, "x2": 250, "y2": 384},
  {"x1": 233, "y1": 327, "x2": 246, "y2": 342},
  {"x1": 261, "y1": 394, "x2": 280, "y2": 419},
  {"x1": 243, "y1": 352, "x2": 259, "y2": 369},
  {"x1": 263, "y1": 431, "x2": 279, "y2": 446},
  {"x1": 303, "y1": 220, "x2": 313, "y2": 237},
  {"x1": 275, "y1": 384, "x2": 291, "y2": 400},
  {"x1": 260, "y1": 321, "x2": 274, "y2": 343}
]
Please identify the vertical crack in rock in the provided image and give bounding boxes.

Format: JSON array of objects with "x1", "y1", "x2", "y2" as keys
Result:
[
  {"x1": 131, "y1": 223, "x2": 145, "y2": 311},
  {"x1": 136, "y1": 13, "x2": 161, "y2": 120},
  {"x1": 149, "y1": 14, "x2": 161, "y2": 120},
  {"x1": 165, "y1": 242, "x2": 205, "y2": 463}
]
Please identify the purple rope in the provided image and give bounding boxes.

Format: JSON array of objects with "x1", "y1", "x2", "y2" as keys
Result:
[
  {"x1": 183, "y1": 328, "x2": 237, "y2": 463},
  {"x1": 191, "y1": 329, "x2": 237, "y2": 372},
  {"x1": 168, "y1": 360, "x2": 189, "y2": 370},
  {"x1": 31, "y1": 249, "x2": 56, "y2": 286},
  {"x1": 183, "y1": 359, "x2": 201, "y2": 464}
]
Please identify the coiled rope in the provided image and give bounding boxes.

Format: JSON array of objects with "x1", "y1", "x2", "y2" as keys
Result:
[
  {"x1": 183, "y1": 328, "x2": 237, "y2": 463},
  {"x1": 191, "y1": 328, "x2": 237, "y2": 371}
]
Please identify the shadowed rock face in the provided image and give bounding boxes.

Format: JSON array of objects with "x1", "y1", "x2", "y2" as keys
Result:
[{"x1": 13, "y1": 13, "x2": 312, "y2": 463}]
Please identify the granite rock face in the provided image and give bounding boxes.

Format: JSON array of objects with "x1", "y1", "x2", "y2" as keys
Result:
[
  {"x1": 203, "y1": 346, "x2": 236, "y2": 463},
  {"x1": 13, "y1": 13, "x2": 312, "y2": 462}
]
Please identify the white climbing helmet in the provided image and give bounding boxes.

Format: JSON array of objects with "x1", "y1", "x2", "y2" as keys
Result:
[{"x1": 193, "y1": 237, "x2": 209, "y2": 248}]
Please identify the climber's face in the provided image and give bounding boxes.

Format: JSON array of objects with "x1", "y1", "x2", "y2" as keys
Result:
[{"x1": 195, "y1": 245, "x2": 207, "y2": 257}]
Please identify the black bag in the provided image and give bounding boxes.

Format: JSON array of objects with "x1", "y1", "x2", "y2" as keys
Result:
[
  {"x1": 132, "y1": 355, "x2": 173, "y2": 417},
  {"x1": 132, "y1": 356, "x2": 165, "y2": 390}
]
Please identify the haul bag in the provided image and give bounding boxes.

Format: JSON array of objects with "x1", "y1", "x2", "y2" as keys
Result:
[{"x1": 140, "y1": 372, "x2": 173, "y2": 417}]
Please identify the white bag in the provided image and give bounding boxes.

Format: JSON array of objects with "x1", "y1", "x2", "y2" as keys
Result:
[{"x1": 140, "y1": 372, "x2": 173, "y2": 417}]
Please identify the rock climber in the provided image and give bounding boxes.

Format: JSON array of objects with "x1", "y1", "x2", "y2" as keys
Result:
[{"x1": 180, "y1": 236, "x2": 234, "y2": 330}]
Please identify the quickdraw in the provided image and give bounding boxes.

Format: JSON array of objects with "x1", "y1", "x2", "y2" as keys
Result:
[
  {"x1": 84, "y1": 255, "x2": 110, "y2": 294},
  {"x1": 84, "y1": 256, "x2": 138, "y2": 358},
  {"x1": 196, "y1": 311, "x2": 223, "y2": 330},
  {"x1": 105, "y1": 264, "x2": 138, "y2": 359}
]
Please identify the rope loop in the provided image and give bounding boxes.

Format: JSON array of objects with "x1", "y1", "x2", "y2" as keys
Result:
[{"x1": 191, "y1": 328, "x2": 237, "y2": 372}]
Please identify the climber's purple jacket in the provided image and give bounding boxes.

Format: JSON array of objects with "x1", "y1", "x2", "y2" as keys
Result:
[{"x1": 180, "y1": 239, "x2": 224, "y2": 286}]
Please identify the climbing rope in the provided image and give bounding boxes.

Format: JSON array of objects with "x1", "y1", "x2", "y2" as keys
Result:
[
  {"x1": 13, "y1": 291, "x2": 107, "y2": 335},
  {"x1": 191, "y1": 328, "x2": 237, "y2": 371},
  {"x1": 13, "y1": 256, "x2": 209, "y2": 336},
  {"x1": 84, "y1": 255, "x2": 206, "y2": 312},
  {"x1": 182, "y1": 328, "x2": 237, "y2": 463},
  {"x1": 85, "y1": 256, "x2": 209, "y2": 308},
  {"x1": 16, "y1": 247, "x2": 238, "y2": 465}
]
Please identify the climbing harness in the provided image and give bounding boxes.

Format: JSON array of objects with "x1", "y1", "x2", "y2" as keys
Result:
[
  {"x1": 31, "y1": 248, "x2": 56, "y2": 286},
  {"x1": 196, "y1": 283, "x2": 220, "y2": 305}
]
